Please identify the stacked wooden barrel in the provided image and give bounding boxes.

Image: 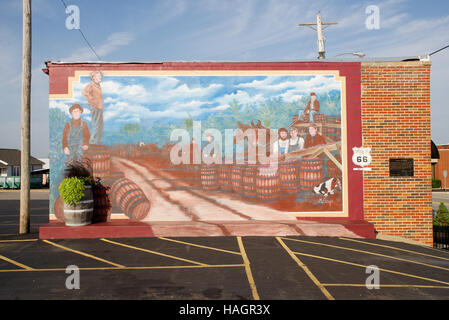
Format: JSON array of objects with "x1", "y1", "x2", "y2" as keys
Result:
[
  {"x1": 243, "y1": 163, "x2": 258, "y2": 198},
  {"x1": 83, "y1": 144, "x2": 111, "y2": 180},
  {"x1": 110, "y1": 177, "x2": 151, "y2": 221},
  {"x1": 231, "y1": 163, "x2": 245, "y2": 194},
  {"x1": 255, "y1": 164, "x2": 280, "y2": 201},
  {"x1": 300, "y1": 158, "x2": 323, "y2": 191},
  {"x1": 279, "y1": 158, "x2": 301, "y2": 193},
  {"x1": 200, "y1": 164, "x2": 219, "y2": 191},
  {"x1": 218, "y1": 164, "x2": 232, "y2": 192},
  {"x1": 327, "y1": 155, "x2": 342, "y2": 178}
]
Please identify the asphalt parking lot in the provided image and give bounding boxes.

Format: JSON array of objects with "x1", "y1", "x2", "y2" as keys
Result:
[{"x1": 0, "y1": 190, "x2": 448, "y2": 300}]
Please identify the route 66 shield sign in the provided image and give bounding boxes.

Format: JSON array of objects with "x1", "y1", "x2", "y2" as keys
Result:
[{"x1": 352, "y1": 147, "x2": 372, "y2": 168}]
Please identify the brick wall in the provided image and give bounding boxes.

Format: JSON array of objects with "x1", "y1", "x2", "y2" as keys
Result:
[{"x1": 361, "y1": 61, "x2": 432, "y2": 246}]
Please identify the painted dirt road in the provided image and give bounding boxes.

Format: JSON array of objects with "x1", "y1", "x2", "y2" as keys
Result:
[{"x1": 114, "y1": 155, "x2": 360, "y2": 238}]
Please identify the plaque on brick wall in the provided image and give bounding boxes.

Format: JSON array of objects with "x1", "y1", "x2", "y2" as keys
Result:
[{"x1": 389, "y1": 158, "x2": 414, "y2": 177}]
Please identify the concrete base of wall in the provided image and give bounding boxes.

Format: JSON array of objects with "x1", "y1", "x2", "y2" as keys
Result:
[{"x1": 375, "y1": 233, "x2": 431, "y2": 247}]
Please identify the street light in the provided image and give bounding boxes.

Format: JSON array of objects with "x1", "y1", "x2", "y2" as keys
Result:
[{"x1": 332, "y1": 52, "x2": 366, "y2": 58}]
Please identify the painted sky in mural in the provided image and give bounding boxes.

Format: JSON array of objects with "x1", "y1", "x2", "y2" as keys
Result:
[{"x1": 49, "y1": 72, "x2": 344, "y2": 220}]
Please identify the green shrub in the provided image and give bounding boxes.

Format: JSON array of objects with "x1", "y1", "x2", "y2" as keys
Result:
[
  {"x1": 434, "y1": 202, "x2": 449, "y2": 226},
  {"x1": 58, "y1": 177, "x2": 86, "y2": 206},
  {"x1": 432, "y1": 179, "x2": 442, "y2": 188}
]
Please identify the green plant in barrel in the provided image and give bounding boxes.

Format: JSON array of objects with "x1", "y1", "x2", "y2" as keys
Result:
[
  {"x1": 58, "y1": 161, "x2": 95, "y2": 227},
  {"x1": 59, "y1": 177, "x2": 87, "y2": 206},
  {"x1": 434, "y1": 203, "x2": 449, "y2": 226}
]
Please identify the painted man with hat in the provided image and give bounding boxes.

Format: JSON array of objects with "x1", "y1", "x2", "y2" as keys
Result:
[
  {"x1": 299, "y1": 92, "x2": 320, "y2": 123},
  {"x1": 81, "y1": 70, "x2": 104, "y2": 145},
  {"x1": 62, "y1": 104, "x2": 90, "y2": 162}
]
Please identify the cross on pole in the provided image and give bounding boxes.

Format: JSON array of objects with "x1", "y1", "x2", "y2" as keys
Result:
[{"x1": 299, "y1": 12, "x2": 338, "y2": 59}]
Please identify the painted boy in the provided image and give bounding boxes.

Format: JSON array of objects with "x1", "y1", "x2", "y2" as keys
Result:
[
  {"x1": 62, "y1": 104, "x2": 90, "y2": 162},
  {"x1": 82, "y1": 70, "x2": 104, "y2": 145}
]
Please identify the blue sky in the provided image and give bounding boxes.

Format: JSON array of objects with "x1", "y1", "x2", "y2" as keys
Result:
[{"x1": 1, "y1": 0, "x2": 449, "y2": 157}]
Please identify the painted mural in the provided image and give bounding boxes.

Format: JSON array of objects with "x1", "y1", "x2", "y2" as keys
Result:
[{"x1": 49, "y1": 70, "x2": 347, "y2": 225}]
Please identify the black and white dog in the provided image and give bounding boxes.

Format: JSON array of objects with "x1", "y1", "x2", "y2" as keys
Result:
[{"x1": 313, "y1": 177, "x2": 342, "y2": 203}]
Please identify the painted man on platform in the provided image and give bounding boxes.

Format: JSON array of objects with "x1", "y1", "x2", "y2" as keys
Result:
[
  {"x1": 82, "y1": 71, "x2": 104, "y2": 145},
  {"x1": 299, "y1": 92, "x2": 320, "y2": 123},
  {"x1": 62, "y1": 104, "x2": 90, "y2": 163}
]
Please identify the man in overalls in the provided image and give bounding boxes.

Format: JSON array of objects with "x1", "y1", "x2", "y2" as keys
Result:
[
  {"x1": 287, "y1": 127, "x2": 305, "y2": 153},
  {"x1": 62, "y1": 104, "x2": 90, "y2": 163},
  {"x1": 82, "y1": 71, "x2": 103, "y2": 145}
]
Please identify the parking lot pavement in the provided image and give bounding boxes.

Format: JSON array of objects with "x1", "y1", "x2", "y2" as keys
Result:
[
  {"x1": 1, "y1": 192, "x2": 448, "y2": 300},
  {"x1": 0, "y1": 234, "x2": 448, "y2": 300}
]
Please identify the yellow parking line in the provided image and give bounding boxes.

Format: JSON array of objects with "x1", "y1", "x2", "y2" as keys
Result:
[
  {"x1": 0, "y1": 239, "x2": 38, "y2": 243},
  {"x1": 281, "y1": 237, "x2": 449, "y2": 272},
  {"x1": 0, "y1": 254, "x2": 34, "y2": 270},
  {"x1": 322, "y1": 283, "x2": 449, "y2": 289},
  {"x1": 292, "y1": 251, "x2": 449, "y2": 287},
  {"x1": 100, "y1": 238, "x2": 209, "y2": 266},
  {"x1": 159, "y1": 237, "x2": 242, "y2": 256},
  {"x1": 276, "y1": 237, "x2": 334, "y2": 300},
  {"x1": 0, "y1": 264, "x2": 245, "y2": 273},
  {"x1": 237, "y1": 237, "x2": 260, "y2": 300},
  {"x1": 43, "y1": 240, "x2": 125, "y2": 268},
  {"x1": 339, "y1": 237, "x2": 449, "y2": 261}
]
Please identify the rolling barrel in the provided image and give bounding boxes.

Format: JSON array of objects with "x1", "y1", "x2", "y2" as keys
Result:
[
  {"x1": 83, "y1": 144, "x2": 111, "y2": 179},
  {"x1": 231, "y1": 163, "x2": 245, "y2": 194},
  {"x1": 200, "y1": 164, "x2": 219, "y2": 191},
  {"x1": 279, "y1": 158, "x2": 301, "y2": 193},
  {"x1": 255, "y1": 164, "x2": 280, "y2": 201},
  {"x1": 300, "y1": 158, "x2": 323, "y2": 191},
  {"x1": 218, "y1": 164, "x2": 232, "y2": 192},
  {"x1": 110, "y1": 178, "x2": 151, "y2": 221},
  {"x1": 243, "y1": 163, "x2": 258, "y2": 198}
]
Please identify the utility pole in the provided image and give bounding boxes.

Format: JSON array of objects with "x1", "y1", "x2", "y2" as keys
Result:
[
  {"x1": 19, "y1": 0, "x2": 31, "y2": 234},
  {"x1": 299, "y1": 12, "x2": 338, "y2": 59}
]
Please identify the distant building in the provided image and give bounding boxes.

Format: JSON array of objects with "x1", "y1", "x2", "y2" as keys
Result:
[
  {"x1": 434, "y1": 144, "x2": 449, "y2": 187},
  {"x1": 0, "y1": 149, "x2": 44, "y2": 177}
]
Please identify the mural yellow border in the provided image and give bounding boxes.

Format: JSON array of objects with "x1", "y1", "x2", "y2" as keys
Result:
[{"x1": 50, "y1": 69, "x2": 348, "y2": 218}]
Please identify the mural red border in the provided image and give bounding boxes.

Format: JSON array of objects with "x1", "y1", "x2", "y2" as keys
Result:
[{"x1": 45, "y1": 61, "x2": 364, "y2": 222}]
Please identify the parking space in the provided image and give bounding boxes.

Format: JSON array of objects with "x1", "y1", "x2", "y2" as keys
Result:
[
  {"x1": 0, "y1": 234, "x2": 448, "y2": 299},
  {"x1": 1, "y1": 191, "x2": 449, "y2": 300}
]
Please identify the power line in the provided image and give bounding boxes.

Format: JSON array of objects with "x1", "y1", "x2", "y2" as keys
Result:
[
  {"x1": 430, "y1": 44, "x2": 449, "y2": 56},
  {"x1": 59, "y1": 0, "x2": 102, "y2": 60}
]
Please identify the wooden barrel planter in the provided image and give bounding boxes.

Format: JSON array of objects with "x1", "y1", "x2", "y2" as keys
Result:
[
  {"x1": 327, "y1": 155, "x2": 342, "y2": 178},
  {"x1": 92, "y1": 184, "x2": 112, "y2": 223},
  {"x1": 63, "y1": 186, "x2": 94, "y2": 226},
  {"x1": 255, "y1": 164, "x2": 280, "y2": 201},
  {"x1": 231, "y1": 163, "x2": 245, "y2": 194},
  {"x1": 110, "y1": 178, "x2": 151, "y2": 221},
  {"x1": 200, "y1": 164, "x2": 219, "y2": 191},
  {"x1": 300, "y1": 158, "x2": 323, "y2": 191},
  {"x1": 279, "y1": 158, "x2": 301, "y2": 193},
  {"x1": 83, "y1": 144, "x2": 111, "y2": 179},
  {"x1": 218, "y1": 164, "x2": 232, "y2": 192},
  {"x1": 243, "y1": 163, "x2": 258, "y2": 198}
]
